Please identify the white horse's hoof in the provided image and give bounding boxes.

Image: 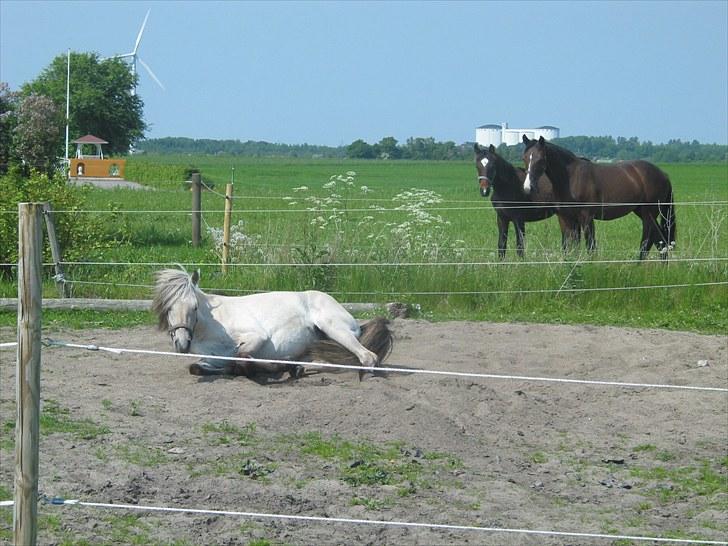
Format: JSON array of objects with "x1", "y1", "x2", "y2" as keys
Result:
[{"x1": 359, "y1": 350, "x2": 378, "y2": 368}]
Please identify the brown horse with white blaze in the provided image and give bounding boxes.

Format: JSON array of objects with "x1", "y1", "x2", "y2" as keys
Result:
[
  {"x1": 522, "y1": 135, "x2": 676, "y2": 259},
  {"x1": 474, "y1": 143, "x2": 586, "y2": 257}
]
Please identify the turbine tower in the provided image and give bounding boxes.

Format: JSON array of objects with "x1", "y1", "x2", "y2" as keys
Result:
[{"x1": 114, "y1": 9, "x2": 165, "y2": 95}]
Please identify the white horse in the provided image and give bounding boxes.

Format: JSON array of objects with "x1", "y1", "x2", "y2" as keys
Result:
[{"x1": 151, "y1": 268, "x2": 393, "y2": 379}]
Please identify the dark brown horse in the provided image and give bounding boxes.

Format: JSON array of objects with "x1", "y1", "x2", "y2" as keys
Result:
[
  {"x1": 474, "y1": 143, "x2": 584, "y2": 258},
  {"x1": 522, "y1": 136, "x2": 676, "y2": 259}
]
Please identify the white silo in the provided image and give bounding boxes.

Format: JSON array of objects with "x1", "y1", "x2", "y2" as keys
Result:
[
  {"x1": 534, "y1": 126, "x2": 560, "y2": 141},
  {"x1": 475, "y1": 124, "x2": 503, "y2": 147},
  {"x1": 503, "y1": 129, "x2": 523, "y2": 146}
]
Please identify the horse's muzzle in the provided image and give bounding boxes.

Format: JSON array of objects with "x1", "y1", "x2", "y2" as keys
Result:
[
  {"x1": 479, "y1": 177, "x2": 491, "y2": 197},
  {"x1": 171, "y1": 327, "x2": 192, "y2": 353}
]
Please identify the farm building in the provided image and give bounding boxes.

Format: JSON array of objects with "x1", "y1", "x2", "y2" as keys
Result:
[{"x1": 476, "y1": 123, "x2": 559, "y2": 147}]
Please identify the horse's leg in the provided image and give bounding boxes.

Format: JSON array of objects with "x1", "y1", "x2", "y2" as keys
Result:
[
  {"x1": 574, "y1": 219, "x2": 582, "y2": 249},
  {"x1": 497, "y1": 213, "x2": 508, "y2": 259},
  {"x1": 314, "y1": 316, "x2": 378, "y2": 368},
  {"x1": 557, "y1": 215, "x2": 572, "y2": 253},
  {"x1": 637, "y1": 207, "x2": 656, "y2": 259},
  {"x1": 287, "y1": 364, "x2": 305, "y2": 379},
  {"x1": 229, "y1": 331, "x2": 269, "y2": 375},
  {"x1": 641, "y1": 207, "x2": 665, "y2": 260},
  {"x1": 587, "y1": 217, "x2": 596, "y2": 253},
  {"x1": 514, "y1": 219, "x2": 526, "y2": 258},
  {"x1": 230, "y1": 356, "x2": 253, "y2": 377},
  {"x1": 558, "y1": 216, "x2": 579, "y2": 254},
  {"x1": 188, "y1": 358, "x2": 231, "y2": 376},
  {"x1": 583, "y1": 213, "x2": 596, "y2": 253}
]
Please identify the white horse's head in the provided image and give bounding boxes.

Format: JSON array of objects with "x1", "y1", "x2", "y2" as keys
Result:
[{"x1": 152, "y1": 268, "x2": 201, "y2": 353}]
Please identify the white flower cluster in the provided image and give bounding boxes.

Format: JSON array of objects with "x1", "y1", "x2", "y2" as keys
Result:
[
  {"x1": 386, "y1": 188, "x2": 463, "y2": 259},
  {"x1": 291, "y1": 171, "x2": 372, "y2": 231},
  {"x1": 206, "y1": 220, "x2": 261, "y2": 261},
  {"x1": 281, "y1": 174, "x2": 465, "y2": 261}
]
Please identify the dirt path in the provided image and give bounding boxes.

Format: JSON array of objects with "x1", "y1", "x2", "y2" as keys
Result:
[
  {"x1": 68, "y1": 177, "x2": 150, "y2": 190},
  {"x1": 1, "y1": 320, "x2": 726, "y2": 545}
]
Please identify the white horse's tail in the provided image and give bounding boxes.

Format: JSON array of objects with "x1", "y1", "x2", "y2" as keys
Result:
[{"x1": 303, "y1": 317, "x2": 394, "y2": 378}]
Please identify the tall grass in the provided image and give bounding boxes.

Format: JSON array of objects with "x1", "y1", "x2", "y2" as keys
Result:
[{"x1": 0, "y1": 158, "x2": 725, "y2": 333}]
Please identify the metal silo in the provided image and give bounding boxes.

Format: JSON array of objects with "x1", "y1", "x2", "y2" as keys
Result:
[{"x1": 475, "y1": 124, "x2": 503, "y2": 147}]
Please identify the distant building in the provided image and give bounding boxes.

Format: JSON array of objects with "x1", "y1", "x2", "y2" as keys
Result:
[
  {"x1": 476, "y1": 123, "x2": 560, "y2": 147},
  {"x1": 69, "y1": 134, "x2": 126, "y2": 179}
]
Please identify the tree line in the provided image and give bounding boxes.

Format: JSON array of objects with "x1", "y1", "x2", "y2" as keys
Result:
[
  {"x1": 138, "y1": 135, "x2": 726, "y2": 163},
  {"x1": 136, "y1": 137, "x2": 346, "y2": 158},
  {"x1": 1, "y1": 48, "x2": 725, "y2": 173},
  {"x1": 495, "y1": 136, "x2": 727, "y2": 164}
]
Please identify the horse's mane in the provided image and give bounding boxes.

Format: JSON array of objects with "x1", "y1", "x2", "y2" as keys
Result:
[
  {"x1": 545, "y1": 141, "x2": 580, "y2": 163},
  {"x1": 493, "y1": 152, "x2": 519, "y2": 177},
  {"x1": 151, "y1": 268, "x2": 198, "y2": 330}
]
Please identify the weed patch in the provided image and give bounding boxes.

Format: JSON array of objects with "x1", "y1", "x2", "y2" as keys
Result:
[{"x1": 37, "y1": 399, "x2": 109, "y2": 440}]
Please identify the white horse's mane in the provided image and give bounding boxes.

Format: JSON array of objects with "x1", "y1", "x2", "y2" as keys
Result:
[{"x1": 151, "y1": 268, "x2": 199, "y2": 330}]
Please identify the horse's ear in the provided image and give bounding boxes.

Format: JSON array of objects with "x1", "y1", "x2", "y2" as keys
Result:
[
  {"x1": 538, "y1": 135, "x2": 546, "y2": 146},
  {"x1": 522, "y1": 134, "x2": 529, "y2": 145},
  {"x1": 191, "y1": 269, "x2": 200, "y2": 286},
  {"x1": 488, "y1": 144, "x2": 496, "y2": 153}
]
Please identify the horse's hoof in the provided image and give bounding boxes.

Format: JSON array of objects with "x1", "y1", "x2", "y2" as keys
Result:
[
  {"x1": 231, "y1": 362, "x2": 249, "y2": 376},
  {"x1": 289, "y1": 365, "x2": 304, "y2": 379},
  {"x1": 189, "y1": 363, "x2": 205, "y2": 376},
  {"x1": 358, "y1": 367, "x2": 376, "y2": 381}
]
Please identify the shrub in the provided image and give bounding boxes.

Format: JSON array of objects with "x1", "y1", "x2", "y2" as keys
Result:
[{"x1": 0, "y1": 168, "x2": 109, "y2": 274}]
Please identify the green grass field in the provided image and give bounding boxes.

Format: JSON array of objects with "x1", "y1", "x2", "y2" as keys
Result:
[{"x1": 1, "y1": 157, "x2": 726, "y2": 333}]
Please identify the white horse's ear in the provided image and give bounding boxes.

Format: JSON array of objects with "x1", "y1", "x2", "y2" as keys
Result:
[{"x1": 191, "y1": 269, "x2": 200, "y2": 285}]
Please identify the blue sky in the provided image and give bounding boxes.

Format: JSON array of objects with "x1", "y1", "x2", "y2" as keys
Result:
[{"x1": 1, "y1": 0, "x2": 726, "y2": 146}]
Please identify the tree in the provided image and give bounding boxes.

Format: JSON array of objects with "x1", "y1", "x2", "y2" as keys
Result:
[
  {"x1": 377, "y1": 136, "x2": 400, "y2": 159},
  {"x1": 0, "y1": 82, "x2": 19, "y2": 172},
  {"x1": 23, "y1": 52, "x2": 146, "y2": 156},
  {"x1": 346, "y1": 139, "x2": 376, "y2": 159},
  {"x1": 14, "y1": 94, "x2": 61, "y2": 174}
]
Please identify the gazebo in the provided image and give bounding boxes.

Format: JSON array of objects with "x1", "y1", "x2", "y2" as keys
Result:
[
  {"x1": 73, "y1": 134, "x2": 107, "y2": 159},
  {"x1": 69, "y1": 134, "x2": 126, "y2": 179}
]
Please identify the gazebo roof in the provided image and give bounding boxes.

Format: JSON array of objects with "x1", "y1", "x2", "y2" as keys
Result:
[{"x1": 72, "y1": 134, "x2": 108, "y2": 144}]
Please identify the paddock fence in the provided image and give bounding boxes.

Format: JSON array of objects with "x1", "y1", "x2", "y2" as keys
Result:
[{"x1": 1, "y1": 202, "x2": 727, "y2": 545}]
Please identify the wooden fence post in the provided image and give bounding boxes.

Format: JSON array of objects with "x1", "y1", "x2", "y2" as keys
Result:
[
  {"x1": 221, "y1": 182, "x2": 233, "y2": 273},
  {"x1": 42, "y1": 203, "x2": 69, "y2": 298},
  {"x1": 191, "y1": 173, "x2": 201, "y2": 247},
  {"x1": 15, "y1": 203, "x2": 43, "y2": 546}
]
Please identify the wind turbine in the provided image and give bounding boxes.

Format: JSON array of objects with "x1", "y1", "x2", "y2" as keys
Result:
[{"x1": 113, "y1": 9, "x2": 165, "y2": 95}]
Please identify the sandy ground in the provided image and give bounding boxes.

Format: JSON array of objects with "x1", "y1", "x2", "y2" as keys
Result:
[{"x1": 0, "y1": 320, "x2": 726, "y2": 545}]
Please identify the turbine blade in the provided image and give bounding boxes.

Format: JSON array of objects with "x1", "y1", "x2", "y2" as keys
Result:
[
  {"x1": 133, "y1": 9, "x2": 150, "y2": 54},
  {"x1": 138, "y1": 57, "x2": 165, "y2": 90},
  {"x1": 101, "y1": 53, "x2": 131, "y2": 61}
]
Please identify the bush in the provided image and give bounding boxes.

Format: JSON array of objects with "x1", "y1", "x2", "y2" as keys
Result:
[{"x1": 0, "y1": 168, "x2": 109, "y2": 274}]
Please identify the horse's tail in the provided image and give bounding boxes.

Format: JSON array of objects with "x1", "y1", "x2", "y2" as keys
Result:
[
  {"x1": 659, "y1": 188, "x2": 677, "y2": 249},
  {"x1": 302, "y1": 317, "x2": 394, "y2": 377},
  {"x1": 358, "y1": 316, "x2": 394, "y2": 365}
]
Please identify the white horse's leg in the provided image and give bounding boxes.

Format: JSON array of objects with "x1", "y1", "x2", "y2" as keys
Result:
[
  {"x1": 189, "y1": 332, "x2": 269, "y2": 376},
  {"x1": 230, "y1": 330, "x2": 299, "y2": 378},
  {"x1": 233, "y1": 331, "x2": 267, "y2": 357},
  {"x1": 229, "y1": 331, "x2": 270, "y2": 375},
  {"x1": 314, "y1": 316, "x2": 378, "y2": 367},
  {"x1": 189, "y1": 358, "x2": 231, "y2": 375}
]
